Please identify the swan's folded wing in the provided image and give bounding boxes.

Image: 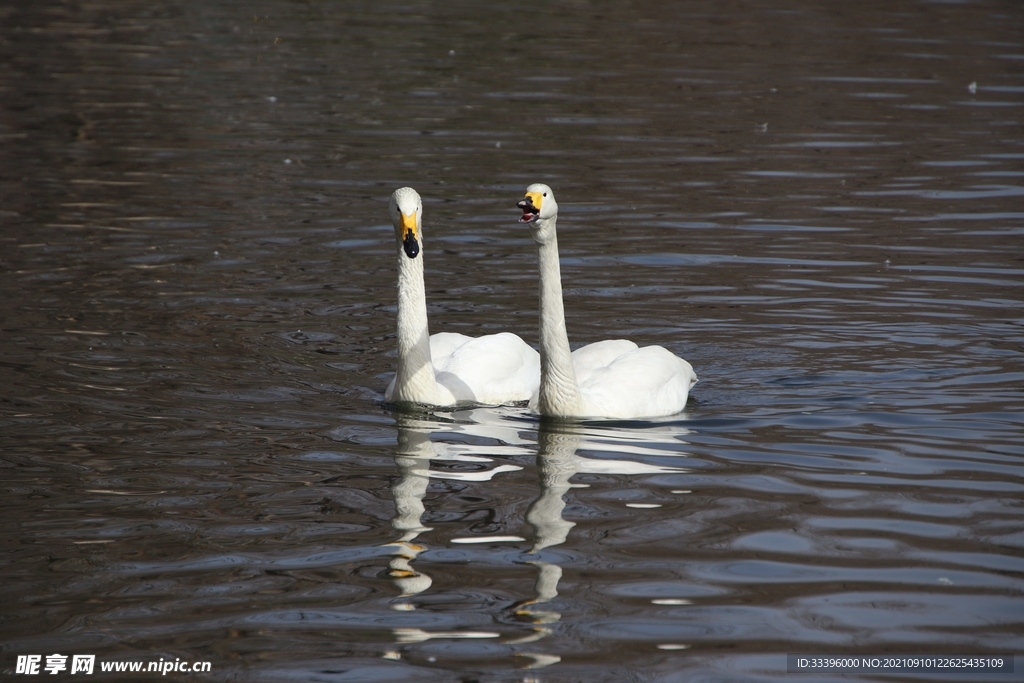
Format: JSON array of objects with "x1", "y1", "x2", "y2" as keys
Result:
[
  {"x1": 571, "y1": 339, "x2": 639, "y2": 379},
  {"x1": 577, "y1": 345, "x2": 696, "y2": 419},
  {"x1": 437, "y1": 332, "x2": 540, "y2": 404},
  {"x1": 429, "y1": 332, "x2": 475, "y2": 367}
]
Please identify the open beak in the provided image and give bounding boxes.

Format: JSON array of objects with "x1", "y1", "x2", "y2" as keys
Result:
[
  {"x1": 517, "y1": 191, "x2": 542, "y2": 223},
  {"x1": 400, "y1": 212, "x2": 420, "y2": 258}
]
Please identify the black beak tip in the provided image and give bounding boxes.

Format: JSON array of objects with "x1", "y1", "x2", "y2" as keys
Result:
[{"x1": 403, "y1": 234, "x2": 420, "y2": 259}]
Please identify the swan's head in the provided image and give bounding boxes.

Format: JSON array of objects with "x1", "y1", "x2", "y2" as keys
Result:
[
  {"x1": 389, "y1": 187, "x2": 423, "y2": 259},
  {"x1": 517, "y1": 184, "x2": 558, "y2": 243},
  {"x1": 517, "y1": 183, "x2": 557, "y2": 224}
]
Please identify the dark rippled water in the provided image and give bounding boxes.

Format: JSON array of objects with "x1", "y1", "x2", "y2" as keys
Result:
[{"x1": 2, "y1": 0, "x2": 1023, "y2": 680}]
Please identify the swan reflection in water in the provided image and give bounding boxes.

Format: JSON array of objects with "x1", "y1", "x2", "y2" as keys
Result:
[
  {"x1": 383, "y1": 408, "x2": 534, "y2": 605},
  {"x1": 382, "y1": 407, "x2": 692, "y2": 667},
  {"x1": 382, "y1": 424, "x2": 435, "y2": 600}
]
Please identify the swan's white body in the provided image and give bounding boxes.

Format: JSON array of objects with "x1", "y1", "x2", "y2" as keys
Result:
[
  {"x1": 384, "y1": 187, "x2": 540, "y2": 407},
  {"x1": 518, "y1": 184, "x2": 697, "y2": 419}
]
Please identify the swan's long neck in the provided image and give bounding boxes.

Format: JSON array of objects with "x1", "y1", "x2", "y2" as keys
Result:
[
  {"x1": 392, "y1": 249, "x2": 442, "y2": 403},
  {"x1": 535, "y1": 220, "x2": 583, "y2": 415}
]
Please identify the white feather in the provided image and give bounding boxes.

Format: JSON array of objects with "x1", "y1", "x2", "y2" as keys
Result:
[
  {"x1": 384, "y1": 187, "x2": 540, "y2": 407},
  {"x1": 518, "y1": 183, "x2": 697, "y2": 419}
]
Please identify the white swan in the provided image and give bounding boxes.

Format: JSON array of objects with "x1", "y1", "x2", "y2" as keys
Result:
[
  {"x1": 384, "y1": 187, "x2": 540, "y2": 407},
  {"x1": 517, "y1": 184, "x2": 697, "y2": 419}
]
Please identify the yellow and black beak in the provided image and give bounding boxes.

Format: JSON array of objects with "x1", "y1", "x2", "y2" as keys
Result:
[
  {"x1": 517, "y1": 191, "x2": 543, "y2": 223},
  {"x1": 399, "y1": 212, "x2": 420, "y2": 258}
]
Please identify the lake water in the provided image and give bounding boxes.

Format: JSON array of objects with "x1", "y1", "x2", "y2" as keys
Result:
[{"x1": 2, "y1": 0, "x2": 1023, "y2": 680}]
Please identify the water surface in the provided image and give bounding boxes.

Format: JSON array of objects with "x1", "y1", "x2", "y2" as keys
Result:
[{"x1": 2, "y1": 0, "x2": 1023, "y2": 680}]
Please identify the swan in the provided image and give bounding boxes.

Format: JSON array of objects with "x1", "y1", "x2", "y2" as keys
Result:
[
  {"x1": 384, "y1": 187, "x2": 540, "y2": 407},
  {"x1": 516, "y1": 184, "x2": 697, "y2": 419}
]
